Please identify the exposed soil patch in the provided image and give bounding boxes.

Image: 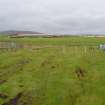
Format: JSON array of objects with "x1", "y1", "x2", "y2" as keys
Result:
[{"x1": 75, "y1": 67, "x2": 85, "y2": 80}]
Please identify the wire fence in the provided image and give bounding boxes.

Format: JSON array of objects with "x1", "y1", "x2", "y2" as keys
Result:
[{"x1": 0, "y1": 42, "x2": 23, "y2": 51}]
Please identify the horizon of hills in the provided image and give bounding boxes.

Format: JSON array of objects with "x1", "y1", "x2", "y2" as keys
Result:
[
  {"x1": 0, "y1": 30, "x2": 105, "y2": 36},
  {"x1": 0, "y1": 30, "x2": 43, "y2": 35}
]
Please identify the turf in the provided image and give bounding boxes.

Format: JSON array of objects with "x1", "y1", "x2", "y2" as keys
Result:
[{"x1": 0, "y1": 36, "x2": 105, "y2": 105}]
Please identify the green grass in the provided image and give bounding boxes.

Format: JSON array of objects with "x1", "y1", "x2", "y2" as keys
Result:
[{"x1": 0, "y1": 36, "x2": 105, "y2": 105}]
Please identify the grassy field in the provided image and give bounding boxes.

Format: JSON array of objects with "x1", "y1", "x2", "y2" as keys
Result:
[{"x1": 0, "y1": 36, "x2": 105, "y2": 105}]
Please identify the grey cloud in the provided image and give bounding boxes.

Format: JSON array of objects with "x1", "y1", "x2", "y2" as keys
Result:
[{"x1": 0, "y1": 0, "x2": 105, "y2": 34}]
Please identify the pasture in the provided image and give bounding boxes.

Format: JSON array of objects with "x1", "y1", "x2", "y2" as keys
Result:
[{"x1": 0, "y1": 36, "x2": 105, "y2": 105}]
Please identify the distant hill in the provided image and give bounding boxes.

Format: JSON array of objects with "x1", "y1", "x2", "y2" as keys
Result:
[{"x1": 0, "y1": 30, "x2": 43, "y2": 35}]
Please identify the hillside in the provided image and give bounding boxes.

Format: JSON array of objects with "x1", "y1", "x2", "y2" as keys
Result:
[{"x1": 0, "y1": 30, "x2": 43, "y2": 35}]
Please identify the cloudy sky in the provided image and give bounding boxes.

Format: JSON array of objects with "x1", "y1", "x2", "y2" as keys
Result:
[{"x1": 0, "y1": 0, "x2": 105, "y2": 34}]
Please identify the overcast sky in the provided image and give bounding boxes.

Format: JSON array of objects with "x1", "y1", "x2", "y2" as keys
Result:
[{"x1": 0, "y1": 0, "x2": 105, "y2": 34}]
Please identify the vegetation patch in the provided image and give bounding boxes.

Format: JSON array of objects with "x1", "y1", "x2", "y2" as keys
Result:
[{"x1": 0, "y1": 36, "x2": 105, "y2": 105}]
